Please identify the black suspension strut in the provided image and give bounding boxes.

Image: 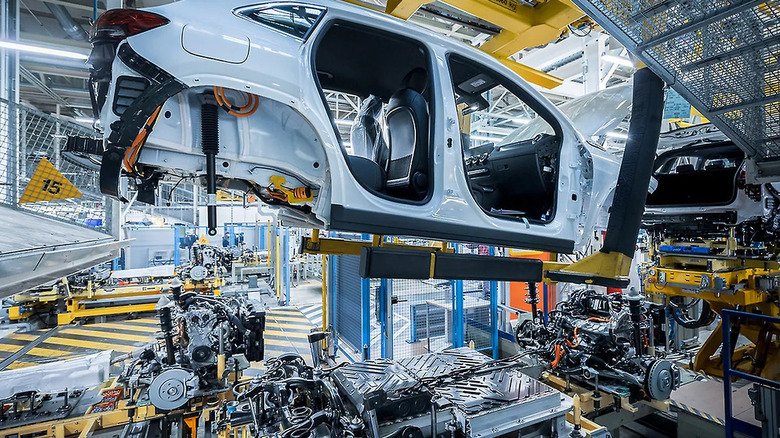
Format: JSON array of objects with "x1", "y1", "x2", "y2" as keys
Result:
[
  {"x1": 627, "y1": 287, "x2": 644, "y2": 355},
  {"x1": 158, "y1": 306, "x2": 176, "y2": 365},
  {"x1": 201, "y1": 100, "x2": 220, "y2": 236},
  {"x1": 526, "y1": 282, "x2": 539, "y2": 322}
]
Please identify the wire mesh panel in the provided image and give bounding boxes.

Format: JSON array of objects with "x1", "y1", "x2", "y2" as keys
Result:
[
  {"x1": 391, "y1": 277, "x2": 453, "y2": 359},
  {"x1": 571, "y1": 0, "x2": 780, "y2": 163},
  {"x1": 459, "y1": 244, "x2": 494, "y2": 352},
  {"x1": 0, "y1": 98, "x2": 113, "y2": 233}
]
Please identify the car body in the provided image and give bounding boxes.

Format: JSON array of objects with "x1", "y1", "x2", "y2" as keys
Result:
[
  {"x1": 643, "y1": 124, "x2": 780, "y2": 242},
  {"x1": 89, "y1": 0, "x2": 620, "y2": 253}
]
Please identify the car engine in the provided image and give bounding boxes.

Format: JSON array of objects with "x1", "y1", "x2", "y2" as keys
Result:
[
  {"x1": 218, "y1": 348, "x2": 572, "y2": 438},
  {"x1": 117, "y1": 282, "x2": 265, "y2": 410},
  {"x1": 515, "y1": 289, "x2": 679, "y2": 401},
  {"x1": 179, "y1": 243, "x2": 234, "y2": 281}
]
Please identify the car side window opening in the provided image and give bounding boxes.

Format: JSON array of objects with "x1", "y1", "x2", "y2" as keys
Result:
[
  {"x1": 313, "y1": 21, "x2": 432, "y2": 202},
  {"x1": 447, "y1": 54, "x2": 560, "y2": 222},
  {"x1": 236, "y1": 4, "x2": 325, "y2": 39}
]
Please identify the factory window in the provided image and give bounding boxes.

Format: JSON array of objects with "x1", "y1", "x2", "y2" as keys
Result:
[
  {"x1": 447, "y1": 53, "x2": 561, "y2": 222},
  {"x1": 313, "y1": 20, "x2": 433, "y2": 203},
  {"x1": 235, "y1": 4, "x2": 325, "y2": 39}
]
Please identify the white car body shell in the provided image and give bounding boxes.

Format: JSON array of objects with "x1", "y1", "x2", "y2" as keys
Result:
[{"x1": 99, "y1": 0, "x2": 620, "y2": 253}]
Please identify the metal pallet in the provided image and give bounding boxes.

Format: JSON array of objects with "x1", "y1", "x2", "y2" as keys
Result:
[{"x1": 572, "y1": 0, "x2": 780, "y2": 175}]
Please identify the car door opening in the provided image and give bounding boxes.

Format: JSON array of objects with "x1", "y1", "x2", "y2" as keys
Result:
[
  {"x1": 312, "y1": 21, "x2": 433, "y2": 202},
  {"x1": 447, "y1": 54, "x2": 562, "y2": 223}
]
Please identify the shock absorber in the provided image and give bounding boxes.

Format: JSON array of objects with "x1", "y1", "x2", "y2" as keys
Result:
[
  {"x1": 526, "y1": 282, "x2": 539, "y2": 322},
  {"x1": 158, "y1": 306, "x2": 176, "y2": 365},
  {"x1": 627, "y1": 287, "x2": 644, "y2": 355},
  {"x1": 201, "y1": 100, "x2": 220, "y2": 236}
]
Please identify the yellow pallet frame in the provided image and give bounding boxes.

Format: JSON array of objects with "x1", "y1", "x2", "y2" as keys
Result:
[{"x1": 645, "y1": 262, "x2": 780, "y2": 380}]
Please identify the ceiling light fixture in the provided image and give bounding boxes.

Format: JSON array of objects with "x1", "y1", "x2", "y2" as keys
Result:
[
  {"x1": 606, "y1": 131, "x2": 629, "y2": 140},
  {"x1": 0, "y1": 40, "x2": 89, "y2": 60},
  {"x1": 603, "y1": 54, "x2": 634, "y2": 68},
  {"x1": 470, "y1": 135, "x2": 499, "y2": 142}
]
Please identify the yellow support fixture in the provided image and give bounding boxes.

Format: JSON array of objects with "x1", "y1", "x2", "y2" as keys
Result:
[
  {"x1": 544, "y1": 251, "x2": 632, "y2": 284},
  {"x1": 497, "y1": 58, "x2": 563, "y2": 89},
  {"x1": 381, "y1": 0, "x2": 571, "y2": 88},
  {"x1": 57, "y1": 302, "x2": 159, "y2": 325},
  {"x1": 473, "y1": 0, "x2": 585, "y2": 58},
  {"x1": 301, "y1": 235, "x2": 454, "y2": 256}
]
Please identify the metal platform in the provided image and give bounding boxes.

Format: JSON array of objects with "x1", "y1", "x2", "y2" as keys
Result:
[
  {"x1": 670, "y1": 376, "x2": 761, "y2": 436},
  {"x1": 0, "y1": 206, "x2": 124, "y2": 298},
  {"x1": 332, "y1": 348, "x2": 571, "y2": 438},
  {"x1": 571, "y1": 0, "x2": 780, "y2": 176}
]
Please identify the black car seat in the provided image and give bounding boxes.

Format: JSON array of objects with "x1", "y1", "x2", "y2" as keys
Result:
[
  {"x1": 348, "y1": 95, "x2": 388, "y2": 193},
  {"x1": 385, "y1": 68, "x2": 429, "y2": 199},
  {"x1": 350, "y1": 95, "x2": 389, "y2": 170}
]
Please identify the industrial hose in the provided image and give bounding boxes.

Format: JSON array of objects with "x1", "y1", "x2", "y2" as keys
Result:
[{"x1": 668, "y1": 296, "x2": 717, "y2": 329}]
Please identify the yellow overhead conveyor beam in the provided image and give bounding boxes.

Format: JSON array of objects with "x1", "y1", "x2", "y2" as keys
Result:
[{"x1": 382, "y1": 0, "x2": 585, "y2": 88}]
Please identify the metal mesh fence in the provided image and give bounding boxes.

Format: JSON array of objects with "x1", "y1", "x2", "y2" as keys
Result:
[
  {"x1": 571, "y1": 0, "x2": 780, "y2": 161},
  {"x1": 387, "y1": 277, "x2": 453, "y2": 360},
  {"x1": 0, "y1": 98, "x2": 113, "y2": 233},
  {"x1": 358, "y1": 239, "x2": 497, "y2": 360},
  {"x1": 458, "y1": 244, "x2": 494, "y2": 353}
]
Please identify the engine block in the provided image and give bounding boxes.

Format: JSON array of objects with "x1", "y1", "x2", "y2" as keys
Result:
[{"x1": 515, "y1": 289, "x2": 679, "y2": 401}]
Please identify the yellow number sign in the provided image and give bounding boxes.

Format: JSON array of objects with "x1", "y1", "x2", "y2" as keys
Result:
[{"x1": 19, "y1": 158, "x2": 82, "y2": 203}]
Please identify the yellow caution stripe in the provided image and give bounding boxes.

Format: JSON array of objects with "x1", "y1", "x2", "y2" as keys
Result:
[
  {"x1": 59, "y1": 328, "x2": 152, "y2": 343},
  {"x1": 670, "y1": 399, "x2": 725, "y2": 425}
]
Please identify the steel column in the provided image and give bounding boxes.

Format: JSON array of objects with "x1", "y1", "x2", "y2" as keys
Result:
[
  {"x1": 361, "y1": 276, "x2": 371, "y2": 360},
  {"x1": 283, "y1": 228, "x2": 290, "y2": 305},
  {"x1": 173, "y1": 226, "x2": 180, "y2": 266},
  {"x1": 1, "y1": 0, "x2": 19, "y2": 206},
  {"x1": 489, "y1": 247, "x2": 498, "y2": 359},
  {"x1": 452, "y1": 244, "x2": 464, "y2": 348}
]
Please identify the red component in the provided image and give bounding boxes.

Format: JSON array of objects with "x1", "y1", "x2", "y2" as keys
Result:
[{"x1": 91, "y1": 9, "x2": 169, "y2": 42}]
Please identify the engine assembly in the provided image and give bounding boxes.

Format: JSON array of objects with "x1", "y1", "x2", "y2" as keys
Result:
[
  {"x1": 218, "y1": 348, "x2": 572, "y2": 438},
  {"x1": 118, "y1": 282, "x2": 265, "y2": 410},
  {"x1": 515, "y1": 288, "x2": 680, "y2": 402},
  {"x1": 179, "y1": 244, "x2": 234, "y2": 281}
]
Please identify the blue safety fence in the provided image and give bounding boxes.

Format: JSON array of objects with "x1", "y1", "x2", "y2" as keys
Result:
[
  {"x1": 722, "y1": 309, "x2": 780, "y2": 437},
  {"x1": 328, "y1": 233, "x2": 372, "y2": 360}
]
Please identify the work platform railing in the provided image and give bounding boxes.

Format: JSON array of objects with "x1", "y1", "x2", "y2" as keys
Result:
[
  {"x1": 571, "y1": 0, "x2": 780, "y2": 177},
  {"x1": 0, "y1": 97, "x2": 114, "y2": 233},
  {"x1": 722, "y1": 309, "x2": 780, "y2": 437}
]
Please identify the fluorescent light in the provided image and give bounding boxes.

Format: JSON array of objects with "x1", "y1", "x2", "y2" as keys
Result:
[
  {"x1": 477, "y1": 126, "x2": 512, "y2": 135},
  {"x1": 0, "y1": 40, "x2": 89, "y2": 60},
  {"x1": 335, "y1": 119, "x2": 353, "y2": 126},
  {"x1": 74, "y1": 117, "x2": 96, "y2": 123},
  {"x1": 470, "y1": 135, "x2": 499, "y2": 142},
  {"x1": 603, "y1": 54, "x2": 634, "y2": 68},
  {"x1": 606, "y1": 131, "x2": 628, "y2": 140}
]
